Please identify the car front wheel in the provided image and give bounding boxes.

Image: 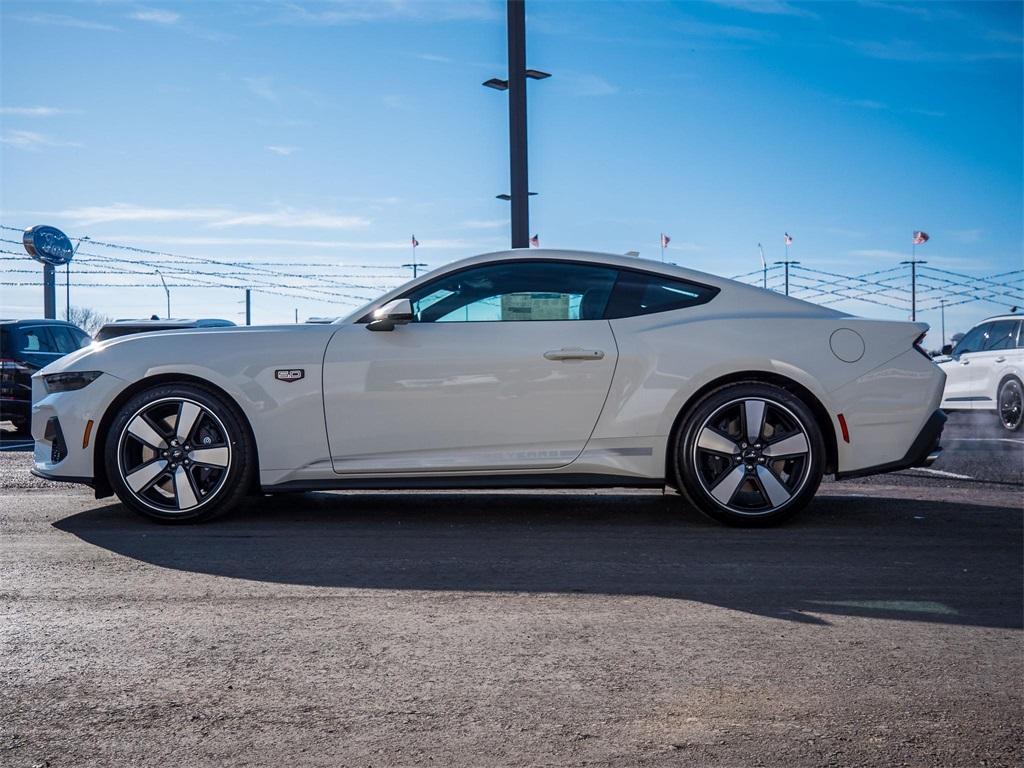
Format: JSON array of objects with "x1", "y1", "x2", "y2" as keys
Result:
[
  {"x1": 673, "y1": 382, "x2": 825, "y2": 526},
  {"x1": 105, "y1": 383, "x2": 255, "y2": 523},
  {"x1": 998, "y1": 378, "x2": 1023, "y2": 431}
]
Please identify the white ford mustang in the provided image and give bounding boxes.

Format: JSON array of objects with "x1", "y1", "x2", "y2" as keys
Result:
[{"x1": 32, "y1": 249, "x2": 946, "y2": 526}]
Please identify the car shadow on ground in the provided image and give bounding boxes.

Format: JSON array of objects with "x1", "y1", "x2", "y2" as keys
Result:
[{"x1": 53, "y1": 491, "x2": 1023, "y2": 629}]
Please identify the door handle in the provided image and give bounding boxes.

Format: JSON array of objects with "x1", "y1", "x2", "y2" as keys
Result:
[
  {"x1": 544, "y1": 348, "x2": 605, "y2": 361},
  {"x1": 995, "y1": 356, "x2": 1006, "y2": 363},
  {"x1": 960, "y1": 359, "x2": 970, "y2": 365}
]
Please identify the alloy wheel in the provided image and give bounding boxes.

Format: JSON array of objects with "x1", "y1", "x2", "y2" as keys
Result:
[
  {"x1": 116, "y1": 397, "x2": 232, "y2": 513},
  {"x1": 691, "y1": 397, "x2": 813, "y2": 516},
  {"x1": 1000, "y1": 380, "x2": 1023, "y2": 430}
]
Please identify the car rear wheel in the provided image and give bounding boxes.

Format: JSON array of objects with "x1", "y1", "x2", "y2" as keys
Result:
[
  {"x1": 105, "y1": 383, "x2": 254, "y2": 523},
  {"x1": 673, "y1": 382, "x2": 825, "y2": 526},
  {"x1": 998, "y1": 378, "x2": 1023, "y2": 431}
]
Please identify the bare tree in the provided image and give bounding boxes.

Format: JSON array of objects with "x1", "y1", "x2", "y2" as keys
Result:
[{"x1": 64, "y1": 305, "x2": 111, "y2": 335}]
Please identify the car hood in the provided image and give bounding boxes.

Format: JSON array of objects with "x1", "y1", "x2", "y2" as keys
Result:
[{"x1": 36, "y1": 324, "x2": 339, "y2": 378}]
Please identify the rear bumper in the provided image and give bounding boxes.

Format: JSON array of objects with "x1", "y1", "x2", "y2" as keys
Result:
[{"x1": 834, "y1": 409, "x2": 946, "y2": 480}]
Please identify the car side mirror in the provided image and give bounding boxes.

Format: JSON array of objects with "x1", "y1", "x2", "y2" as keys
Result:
[
  {"x1": 367, "y1": 298, "x2": 414, "y2": 332},
  {"x1": 941, "y1": 344, "x2": 953, "y2": 356}
]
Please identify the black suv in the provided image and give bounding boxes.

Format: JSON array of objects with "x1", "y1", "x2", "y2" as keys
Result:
[{"x1": 1, "y1": 319, "x2": 91, "y2": 435}]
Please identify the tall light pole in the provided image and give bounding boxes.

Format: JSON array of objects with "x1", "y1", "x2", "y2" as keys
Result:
[
  {"x1": 774, "y1": 260, "x2": 800, "y2": 296},
  {"x1": 901, "y1": 259, "x2": 927, "y2": 321},
  {"x1": 156, "y1": 270, "x2": 171, "y2": 319},
  {"x1": 484, "y1": 0, "x2": 550, "y2": 249}
]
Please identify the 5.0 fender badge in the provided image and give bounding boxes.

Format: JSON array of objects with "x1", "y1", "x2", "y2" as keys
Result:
[{"x1": 275, "y1": 369, "x2": 305, "y2": 383}]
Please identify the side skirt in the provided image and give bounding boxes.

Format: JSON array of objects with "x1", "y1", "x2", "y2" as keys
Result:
[{"x1": 262, "y1": 473, "x2": 665, "y2": 493}]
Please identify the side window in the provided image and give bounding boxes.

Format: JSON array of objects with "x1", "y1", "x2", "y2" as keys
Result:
[
  {"x1": 953, "y1": 323, "x2": 990, "y2": 355},
  {"x1": 981, "y1": 320, "x2": 1018, "y2": 351},
  {"x1": 604, "y1": 271, "x2": 718, "y2": 319},
  {"x1": 50, "y1": 326, "x2": 87, "y2": 354},
  {"x1": 404, "y1": 261, "x2": 619, "y2": 322},
  {"x1": 20, "y1": 326, "x2": 58, "y2": 353},
  {"x1": 1016, "y1": 321, "x2": 1024, "y2": 349}
]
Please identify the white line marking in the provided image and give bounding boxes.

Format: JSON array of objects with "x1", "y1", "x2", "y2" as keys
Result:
[
  {"x1": 908, "y1": 467, "x2": 974, "y2": 480},
  {"x1": 945, "y1": 437, "x2": 1024, "y2": 446}
]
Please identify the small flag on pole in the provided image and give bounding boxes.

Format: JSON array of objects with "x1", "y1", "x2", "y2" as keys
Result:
[
  {"x1": 784, "y1": 232, "x2": 793, "y2": 246},
  {"x1": 912, "y1": 230, "x2": 929, "y2": 245},
  {"x1": 660, "y1": 233, "x2": 671, "y2": 248},
  {"x1": 411, "y1": 235, "x2": 420, "y2": 247},
  {"x1": 529, "y1": 234, "x2": 540, "y2": 247}
]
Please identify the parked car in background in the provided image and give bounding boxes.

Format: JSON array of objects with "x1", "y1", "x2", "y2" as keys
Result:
[
  {"x1": 1, "y1": 319, "x2": 91, "y2": 435},
  {"x1": 938, "y1": 313, "x2": 1023, "y2": 431},
  {"x1": 94, "y1": 318, "x2": 235, "y2": 342}
]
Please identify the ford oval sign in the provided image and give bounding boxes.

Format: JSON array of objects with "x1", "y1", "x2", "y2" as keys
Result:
[{"x1": 23, "y1": 225, "x2": 75, "y2": 266}]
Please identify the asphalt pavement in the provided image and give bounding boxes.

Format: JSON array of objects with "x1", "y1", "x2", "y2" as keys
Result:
[{"x1": 1, "y1": 411, "x2": 1021, "y2": 767}]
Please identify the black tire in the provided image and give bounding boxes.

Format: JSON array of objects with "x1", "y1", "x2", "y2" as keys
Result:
[
  {"x1": 998, "y1": 377, "x2": 1023, "y2": 432},
  {"x1": 672, "y1": 382, "x2": 825, "y2": 526},
  {"x1": 104, "y1": 383, "x2": 255, "y2": 523}
]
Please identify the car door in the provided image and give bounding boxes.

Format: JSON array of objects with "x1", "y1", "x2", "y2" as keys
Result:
[
  {"x1": 971, "y1": 320, "x2": 1022, "y2": 408},
  {"x1": 322, "y1": 260, "x2": 620, "y2": 474},
  {"x1": 942, "y1": 322, "x2": 990, "y2": 409}
]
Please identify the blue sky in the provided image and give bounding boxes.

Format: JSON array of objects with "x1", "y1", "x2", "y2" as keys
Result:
[{"x1": 1, "y1": 0, "x2": 1021, "y2": 335}]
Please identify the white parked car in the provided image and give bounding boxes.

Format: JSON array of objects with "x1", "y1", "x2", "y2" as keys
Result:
[
  {"x1": 938, "y1": 313, "x2": 1023, "y2": 431},
  {"x1": 31, "y1": 249, "x2": 946, "y2": 526}
]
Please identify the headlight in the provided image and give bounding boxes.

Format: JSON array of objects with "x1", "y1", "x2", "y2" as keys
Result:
[{"x1": 43, "y1": 371, "x2": 102, "y2": 393}]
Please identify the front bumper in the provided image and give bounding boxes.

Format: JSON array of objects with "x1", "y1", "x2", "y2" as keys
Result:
[
  {"x1": 31, "y1": 371, "x2": 127, "y2": 485},
  {"x1": 834, "y1": 409, "x2": 946, "y2": 480}
]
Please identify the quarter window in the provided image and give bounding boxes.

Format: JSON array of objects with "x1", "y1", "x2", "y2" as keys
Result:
[
  {"x1": 404, "y1": 261, "x2": 619, "y2": 322},
  {"x1": 605, "y1": 271, "x2": 718, "y2": 319}
]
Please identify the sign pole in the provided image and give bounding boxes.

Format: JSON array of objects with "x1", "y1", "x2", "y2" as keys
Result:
[{"x1": 43, "y1": 264, "x2": 56, "y2": 319}]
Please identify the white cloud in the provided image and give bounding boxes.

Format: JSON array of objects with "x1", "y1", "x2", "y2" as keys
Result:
[
  {"x1": 570, "y1": 74, "x2": 619, "y2": 97},
  {"x1": 95, "y1": 235, "x2": 496, "y2": 250},
  {"x1": 130, "y1": 8, "x2": 181, "y2": 25},
  {"x1": 243, "y1": 76, "x2": 278, "y2": 102},
  {"x1": 210, "y1": 210, "x2": 370, "y2": 230},
  {"x1": 272, "y1": 1, "x2": 499, "y2": 26},
  {"x1": 266, "y1": 145, "x2": 298, "y2": 156},
  {"x1": 1, "y1": 130, "x2": 82, "y2": 150},
  {"x1": 416, "y1": 53, "x2": 453, "y2": 63},
  {"x1": 16, "y1": 13, "x2": 119, "y2": 32},
  {"x1": 706, "y1": 0, "x2": 819, "y2": 19},
  {"x1": 0, "y1": 106, "x2": 75, "y2": 117},
  {"x1": 56, "y1": 203, "x2": 371, "y2": 230}
]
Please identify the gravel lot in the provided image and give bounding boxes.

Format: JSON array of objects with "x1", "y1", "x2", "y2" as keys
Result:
[{"x1": 2, "y1": 412, "x2": 1021, "y2": 767}]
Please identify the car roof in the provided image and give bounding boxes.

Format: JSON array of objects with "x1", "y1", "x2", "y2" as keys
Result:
[
  {"x1": 0, "y1": 318, "x2": 81, "y2": 326},
  {"x1": 978, "y1": 313, "x2": 1022, "y2": 323},
  {"x1": 338, "y1": 247, "x2": 848, "y2": 323}
]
